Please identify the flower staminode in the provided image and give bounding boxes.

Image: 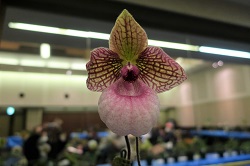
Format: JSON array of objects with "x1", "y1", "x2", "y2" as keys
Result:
[
  {"x1": 86, "y1": 9, "x2": 187, "y2": 137},
  {"x1": 121, "y1": 63, "x2": 140, "y2": 82}
]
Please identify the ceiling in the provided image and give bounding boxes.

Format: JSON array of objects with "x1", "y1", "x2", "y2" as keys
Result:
[
  {"x1": 118, "y1": 0, "x2": 250, "y2": 28},
  {"x1": 0, "y1": 0, "x2": 250, "y2": 74}
]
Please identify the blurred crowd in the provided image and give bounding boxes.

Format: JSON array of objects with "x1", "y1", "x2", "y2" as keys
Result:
[
  {"x1": 1, "y1": 118, "x2": 68, "y2": 166},
  {"x1": 0, "y1": 119, "x2": 182, "y2": 166}
]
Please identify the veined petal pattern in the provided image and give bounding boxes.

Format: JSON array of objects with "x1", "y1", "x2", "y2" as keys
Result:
[
  {"x1": 109, "y1": 9, "x2": 148, "y2": 62},
  {"x1": 86, "y1": 47, "x2": 123, "y2": 91},
  {"x1": 137, "y1": 46, "x2": 187, "y2": 93}
]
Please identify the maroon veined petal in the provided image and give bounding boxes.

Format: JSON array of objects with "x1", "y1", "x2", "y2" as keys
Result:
[
  {"x1": 137, "y1": 46, "x2": 187, "y2": 93},
  {"x1": 109, "y1": 9, "x2": 148, "y2": 61},
  {"x1": 86, "y1": 47, "x2": 123, "y2": 91}
]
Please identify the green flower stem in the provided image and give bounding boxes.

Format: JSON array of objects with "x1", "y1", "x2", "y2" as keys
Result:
[
  {"x1": 125, "y1": 135, "x2": 131, "y2": 161},
  {"x1": 136, "y1": 137, "x2": 141, "y2": 166}
]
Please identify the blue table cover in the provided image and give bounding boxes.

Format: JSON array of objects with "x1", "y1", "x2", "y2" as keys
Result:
[
  {"x1": 6, "y1": 136, "x2": 23, "y2": 148},
  {"x1": 190, "y1": 130, "x2": 250, "y2": 139}
]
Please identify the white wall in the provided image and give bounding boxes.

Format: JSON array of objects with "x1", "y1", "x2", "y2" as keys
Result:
[
  {"x1": 1, "y1": 63, "x2": 250, "y2": 127},
  {"x1": 0, "y1": 71, "x2": 100, "y2": 107},
  {"x1": 163, "y1": 63, "x2": 250, "y2": 127}
]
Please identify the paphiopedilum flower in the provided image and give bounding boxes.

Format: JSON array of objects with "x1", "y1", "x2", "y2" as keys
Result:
[{"x1": 86, "y1": 9, "x2": 186, "y2": 137}]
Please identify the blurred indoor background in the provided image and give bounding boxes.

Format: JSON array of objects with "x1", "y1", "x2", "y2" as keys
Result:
[{"x1": 1, "y1": 0, "x2": 250, "y2": 166}]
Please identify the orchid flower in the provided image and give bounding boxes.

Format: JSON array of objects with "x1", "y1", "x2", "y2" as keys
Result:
[{"x1": 86, "y1": 9, "x2": 187, "y2": 137}]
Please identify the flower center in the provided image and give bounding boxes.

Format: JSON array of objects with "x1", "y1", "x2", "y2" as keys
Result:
[{"x1": 121, "y1": 63, "x2": 140, "y2": 82}]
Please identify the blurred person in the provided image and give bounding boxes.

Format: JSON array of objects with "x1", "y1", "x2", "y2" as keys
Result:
[
  {"x1": 87, "y1": 127, "x2": 99, "y2": 143},
  {"x1": 44, "y1": 118, "x2": 63, "y2": 129},
  {"x1": 149, "y1": 127, "x2": 160, "y2": 145},
  {"x1": 38, "y1": 131, "x2": 51, "y2": 165},
  {"x1": 43, "y1": 119, "x2": 68, "y2": 161},
  {"x1": 162, "y1": 120, "x2": 178, "y2": 160},
  {"x1": 23, "y1": 125, "x2": 42, "y2": 166},
  {"x1": 163, "y1": 121, "x2": 177, "y2": 145}
]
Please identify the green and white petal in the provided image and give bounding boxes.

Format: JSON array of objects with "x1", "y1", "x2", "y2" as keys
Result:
[{"x1": 109, "y1": 9, "x2": 148, "y2": 63}]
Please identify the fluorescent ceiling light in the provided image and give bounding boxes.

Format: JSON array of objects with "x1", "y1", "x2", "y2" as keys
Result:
[
  {"x1": 9, "y1": 22, "x2": 250, "y2": 59},
  {"x1": 199, "y1": 46, "x2": 250, "y2": 59},
  {"x1": 20, "y1": 59, "x2": 46, "y2": 67},
  {"x1": 9, "y1": 22, "x2": 61, "y2": 34},
  {"x1": 87, "y1": 32, "x2": 110, "y2": 40},
  {"x1": 71, "y1": 63, "x2": 86, "y2": 70},
  {"x1": 40, "y1": 43, "x2": 51, "y2": 59},
  {"x1": 47, "y1": 61, "x2": 70, "y2": 69},
  {"x1": 8, "y1": 22, "x2": 198, "y2": 52},
  {"x1": 65, "y1": 30, "x2": 110, "y2": 40},
  {"x1": 0, "y1": 57, "x2": 19, "y2": 65},
  {"x1": 9, "y1": 22, "x2": 110, "y2": 40},
  {"x1": 148, "y1": 40, "x2": 199, "y2": 51}
]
